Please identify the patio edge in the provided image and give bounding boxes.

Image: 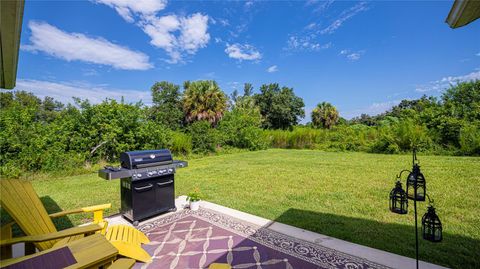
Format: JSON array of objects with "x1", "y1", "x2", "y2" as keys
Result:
[{"x1": 193, "y1": 197, "x2": 449, "y2": 269}]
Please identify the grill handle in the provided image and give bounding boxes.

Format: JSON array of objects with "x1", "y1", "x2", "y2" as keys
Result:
[
  {"x1": 134, "y1": 184, "x2": 153, "y2": 192},
  {"x1": 157, "y1": 180, "x2": 174, "y2": 187}
]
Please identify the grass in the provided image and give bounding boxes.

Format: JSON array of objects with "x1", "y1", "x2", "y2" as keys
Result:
[{"x1": 2, "y1": 149, "x2": 479, "y2": 268}]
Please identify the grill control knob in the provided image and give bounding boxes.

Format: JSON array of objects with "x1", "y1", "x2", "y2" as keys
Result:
[
  {"x1": 136, "y1": 173, "x2": 142, "y2": 178},
  {"x1": 147, "y1": 172, "x2": 153, "y2": 177},
  {"x1": 168, "y1": 169, "x2": 173, "y2": 173}
]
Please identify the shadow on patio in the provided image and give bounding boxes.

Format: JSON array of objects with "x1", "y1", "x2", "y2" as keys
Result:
[{"x1": 265, "y1": 208, "x2": 479, "y2": 269}]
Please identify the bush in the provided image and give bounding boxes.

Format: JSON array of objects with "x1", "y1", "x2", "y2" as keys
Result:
[
  {"x1": 189, "y1": 121, "x2": 219, "y2": 154},
  {"x1": 459, "y1": 123, "x2": 480, "y2": 155},
  {"x1": 370, "y1": 119, "x2": 432, "y2": 154},
  {"x1": 170, "y1": 131, "x2": 192, "y2": 155},
  {"x1": 136, "y1": 121, "x2": 171, "y2": 150},
  {"x1": 218, "y1": 106, "x2": 266, "y2": 150}
]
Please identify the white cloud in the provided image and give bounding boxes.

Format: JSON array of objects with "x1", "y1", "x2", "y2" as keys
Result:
[
  {"x1": 415, "y1": 70, "x2": 480, "y2": 92},
  {"x1": 347, "y1": 53, "x2": 361, "y2": 61},
  {"x1": 321, "y1": 1, "x2": 368, "y2": 34},
  {"x1": 286, "y1": 36, "x2": 331, "y2": 52},
  {"x1": 306, "y1": 0, "x2": 335, "y2": 13},
  {"x1": 343, "y1": 100, "x2": 401, "y2": 119},
  {"x1": 245, "y1": 1, "x2": 254, "y2": 8},
  {"x1": 95, "y1": 0, "x2": 210, "y2": 64},
  {"x1": 93, "y1": 0, "x2": 167, "y2": 22},
  {"x1": 141, "y1": 13, "x2": 210, "y2": 63},
  {"x1": 225, "y1": 43, "x2": 261, "y2": 61},
  {"x1": 305, "y1": 23, "x2": 317, "y2": 30},
  {"x1": 15, "y1": 79, "x2": 152, "y2": 105},
  {"x1": 267, "y1": 65, "x2": 278, "y2": 73},
  {"x1": 23, "y1": 21, "x2": 153, "y2": 70},
  {"x1": 179, "y1": 14, "x2": 210, "y2": 53},
  {"x1": 339, "y1": 49, "x2": 365, "y2": 61},
  {"x1": 213, "y1": 18, "x2": 229, "y2": 27}
]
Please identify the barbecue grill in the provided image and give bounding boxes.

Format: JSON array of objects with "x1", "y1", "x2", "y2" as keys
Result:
[{"x1": 98, "y1": 149, "x2": 187, "y2": 225}]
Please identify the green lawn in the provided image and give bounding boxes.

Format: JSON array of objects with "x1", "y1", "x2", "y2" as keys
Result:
[{"x1": 4, "y1": 149, "x2": 480, "y2": 268}]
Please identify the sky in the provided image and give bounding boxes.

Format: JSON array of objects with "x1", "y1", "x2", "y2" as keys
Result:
[{"x1": 11, "y1": 0, "x2": 480, "y2": 121}]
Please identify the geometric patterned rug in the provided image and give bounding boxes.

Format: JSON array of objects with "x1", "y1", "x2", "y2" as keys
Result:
[{"x1": 134, "y1": 208, "x2": 391, "y2": 269}]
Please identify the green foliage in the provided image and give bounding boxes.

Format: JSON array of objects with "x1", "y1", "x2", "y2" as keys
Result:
[
  {"x1": 183, "y1": 80, "x2": 228, "y2": 125},
  {"x1": 311, "y1": 102, "x2": 339, "y2": 129},
  {"x1": 264, "y1": 126, "x2": 377, "y2": 151},
  {"x1": 187, "y1": 188, "x2": 202, "y2": 202},
  {"x1": 370, "y1": 120, "x2": 431, "y2": 154},
  {"x1": 150, "y1": 81, "x2": 184, "y2": 130},
  {"x1": 136, "y1": 120, "x2": 171, "y2": 150},
  {"x1": 442, "y1": 80, "x2": 480, "y2": 121},
  {"x1": 218, "y1": 102, "x2": 267, "y2": 150},
  {"x1": 459, "y1": 123, "x2": 480, "y2": 155},
  {"x1": 170, "y1": 131, "x2": 192, "y2": 155},
  {"x1": 253, "y1": 83, "x2": 305, "y2": 129},
  {"x1": 189, "y1": 120, "x2": 219, "y2": 154},
  {"x1": 2, "y1": 80, "x2": 480, "y2": 177}
]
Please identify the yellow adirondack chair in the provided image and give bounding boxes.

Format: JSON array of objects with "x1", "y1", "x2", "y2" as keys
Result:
[{"x1": 0, "y1": 179, "x2": 151, "y2": 262}]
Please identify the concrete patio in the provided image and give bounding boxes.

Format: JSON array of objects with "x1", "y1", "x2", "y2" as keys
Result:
[{"x1": 106, "y1": 196, "x2": 448, "y2": 269}]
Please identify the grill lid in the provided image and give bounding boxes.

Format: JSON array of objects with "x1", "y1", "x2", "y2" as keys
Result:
[{"x1": 120, "y1": 149, "x2": 173, "y2": 169}]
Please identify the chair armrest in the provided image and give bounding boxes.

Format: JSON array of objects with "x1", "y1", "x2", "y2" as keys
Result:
[
  {"x1": 0, "y1": 224, "x2": 102, "y2": 247},
  {"x1": 48, "y1": 203, "x2": 112, "y2": 218}
]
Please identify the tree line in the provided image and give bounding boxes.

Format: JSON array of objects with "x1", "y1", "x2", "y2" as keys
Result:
[{"x1": 1, "y1": 79, "x2": 479, "y2": 177}]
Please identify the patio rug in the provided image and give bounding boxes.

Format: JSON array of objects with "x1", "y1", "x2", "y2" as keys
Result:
[{"x1": 135, "y1": 208, "x2": 390, "y2": 269}]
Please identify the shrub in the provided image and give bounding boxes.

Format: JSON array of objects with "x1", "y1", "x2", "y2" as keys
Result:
[
  {"x1": 218, "y1": 105, "x2": 266, "y2": 150},
  {"x1": 370, "y1": 119, "x2": 431, "y2": 153},
  {"x1": 189, "y1": 120, "x2": 219, "y2": 154},
  {"x1": 135, "y1": 121, "x2": 171, "y2": 151},
  {"x1": 170, "y1": 131, "x2": 192, "y2": 155},
  {"x1": 459, "y1": 123, "x2": 480, "y2": 155}
]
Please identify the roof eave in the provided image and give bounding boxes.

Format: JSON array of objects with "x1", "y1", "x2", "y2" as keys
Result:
[
  {"x1": 0, "y1": 0, "x2": 25, "y2": 89},
  {"x1": 446, "y1": 0, "x2": 480, "y2": 28}
]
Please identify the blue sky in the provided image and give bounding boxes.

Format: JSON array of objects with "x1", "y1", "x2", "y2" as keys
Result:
[{"x1": 12, "y1": 0, "x2": 480, "y2": 120}]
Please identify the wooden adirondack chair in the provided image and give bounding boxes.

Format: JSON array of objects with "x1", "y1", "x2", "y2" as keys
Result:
[
  {"x1": 0, "y1": 233, "x2": 136, "y2": 269},
  {"x1": 0, "y1": 179, "x2": 151, "y2": 263}
]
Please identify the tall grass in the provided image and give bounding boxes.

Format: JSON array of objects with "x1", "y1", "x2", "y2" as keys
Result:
[{"x1": 263, "y1": 126, "x2": 379, "y2": 152}]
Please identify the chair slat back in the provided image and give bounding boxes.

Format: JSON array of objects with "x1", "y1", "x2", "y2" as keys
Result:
[{"x1": 0, "y1": 179, "x2": 58, "y2": 250}]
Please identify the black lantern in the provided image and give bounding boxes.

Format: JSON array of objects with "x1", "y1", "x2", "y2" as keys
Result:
[
  {"x1": 422, "y1": 205, "x2": 442, "y2": 242},
  {"x1": 389, "y1": 181, "x2": 408, "y2": 214},
  {"x1": 388, "y1": 149, "x2": 443, "y2": 269},
  {"x1": 406, "y1": 164, "x2": 426, "y2": 201}
]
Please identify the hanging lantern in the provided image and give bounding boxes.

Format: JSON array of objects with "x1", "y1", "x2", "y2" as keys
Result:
[
  {"x1": 406, "y1": 164, "x2": 426, "y2": 201},
  {"x1": 422, "y1": 205, "x2": 442, "y2": 242},
  {"x1": 389, "y1": 181, "x2": 408, "y2": 214}
]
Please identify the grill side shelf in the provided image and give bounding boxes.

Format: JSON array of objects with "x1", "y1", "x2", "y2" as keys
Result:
[
  {"x1": 98, "y1": 160, "x2": 188, "y2": 180},
  {"x1": 173, "y1": 160, "x2": 188, "y2": 168},
  {"x1": 98, "y1": 168, "x2": 131, "y2": 180}
]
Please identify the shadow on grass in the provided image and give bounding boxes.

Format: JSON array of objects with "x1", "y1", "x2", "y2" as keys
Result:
[
  {"x1": 40, "y1": 196, "x2": 74, "y2": 230},
  {"x1": 0, "y1": 196, "x2": 74, "y2": 237},
  {"x1": 267, "y1": 208, "x2": 479, "y2": 269}
]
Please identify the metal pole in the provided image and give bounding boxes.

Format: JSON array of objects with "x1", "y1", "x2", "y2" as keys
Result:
[
  {"x1": 414, "y1": 198, "x2": 419, "y2": 269},
  {"x1": 413, "y1": 148, "x2": 419, "y2": 269}
]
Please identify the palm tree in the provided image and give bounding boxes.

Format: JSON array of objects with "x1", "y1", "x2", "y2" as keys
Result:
[
  {"x1": 311, "y1": 102, "x2": 339, "y2": 129},
  {"x1": 183, "y1": 80, "x2": 228, "y2": 125}
]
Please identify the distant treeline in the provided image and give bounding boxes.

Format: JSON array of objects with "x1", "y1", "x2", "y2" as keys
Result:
[{"x1": 1, "y1": 80, "x2": 479, "y2": 177}]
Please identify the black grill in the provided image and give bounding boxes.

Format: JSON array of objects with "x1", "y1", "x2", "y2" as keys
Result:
[{"x1": 98, "y1": 149, "x2": 187, "y2": 225}]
